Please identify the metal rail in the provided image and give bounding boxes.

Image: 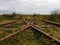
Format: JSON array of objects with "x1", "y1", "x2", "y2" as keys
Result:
[
  {"x1": 0, "y1": 20, "x2": 19, "y2": 26},
  {"x1": 0, "y1": 19, "x2": 29, "y2": 41},
  {"x1": 40, "y1": 20, "x2": 60, "y2": 26},
  {"x1": 31, "y1": 24, "x2": 60, "y2": 44},
  {"x1": 0, "y1": 20, "x2": 60, "y2": 44},
  {"x1": 0, "y1": 24, "x2": 30, "y2": 42},
  {"x1": 0, "y1": 18, "x2": 28, "y2": 26}
]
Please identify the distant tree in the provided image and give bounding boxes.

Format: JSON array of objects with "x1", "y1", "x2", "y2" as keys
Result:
[
  {"x1": 2, "y1": 12, "x2": 16, "y2": 20},
  {"x1": 12, "y1": 12, "x2": 16, "y2": 15},
  {"x1": 33, "y1": 14, "x2": 36, "y2": 17},
  {"x1": 11, "y1": 12, "x2": 16, "y2": 17},
  {"x1": 2, "y1": 14, "x2": 9, "y2": 19},
  {"x1": 49, "y1": 10, "x2": 60, "y2": 21},
  {"x1": 51, "y1": 10, "x2": 60, "y2": 16}
]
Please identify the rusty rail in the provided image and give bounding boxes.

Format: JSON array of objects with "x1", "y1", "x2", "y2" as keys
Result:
[
  {"x1": 0, "y1": 19, "x2": 29, "y2": 42},
  {"x1": 40, "y1": 20, "x2": 60, "y2": 26},
  {"x1": 0, "y1": 19, "x2": 60, "y2": 44},
  {"x1": 31, "y1": 24, "x2": 60, "y2": 44},
  {"x1": 23, "y1": 19, "x2": 29, "y2": 24},
  {"x1": 0, "y1": 24, "x2": 30, "y2": 42},
  {"x1": 0, "y1": 18, "x2": 28, "y2": 26},
  {"x1": 0, "y1": 20, "x2": 19, "y2": 26}
]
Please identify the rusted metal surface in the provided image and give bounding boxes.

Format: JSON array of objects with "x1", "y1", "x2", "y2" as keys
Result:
[
  {"x1": 23, "y1": 18, "x2": 29, "y2": 24},
  {"x1": 40, "y1": 20, "x2": 60, "y2": 26},
  {"x1": 0, "y1": 24, "x2": 30, "y2": 42},
  {"x1": 0, "y1": 19, "x2": 29, "y2": 42},
  {"x1": 0, "y1": 18, "x2": 28, "y2": 26},
  {"x1": 0, "y1": 20, "x2": 60, "y2": 44},
  {"x1": 31, "y1": 24, "x2": 60, "y2": 44},
  {"x1": 0, "y1": 20, "x2": 19, "y2": 26}
]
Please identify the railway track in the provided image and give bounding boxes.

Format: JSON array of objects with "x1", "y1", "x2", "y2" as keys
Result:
[
  {"x1": 0, "y1": 19, "x2": 28, "y2": 38},
  {"x1": 40, "y1": 20, "x2": 60, "y2": 26},
  {"x1": 0, "y1": 19, "x2": 29, "y2": 41},
  {"x1": 25, "y1": 19, "x2": 60, "y2": 44},
  {"x1": 0, "y1": 19, "x2": 60, "y2": 45},
  {"x1": 0, "y1": 18, "x2": 28, "y2": 27},
  {"x1": 34, "y1": 19, "x2": 60, "y2": 39},
  {"x1": 31, "y1": 24, "x2": 60, "y2": 44},
  {"x1": 0, "y1": 20, "x2": 19, "y2": 26},
  {"x1": 0, "y1": 24, "x2": 30, "y2": 42}
]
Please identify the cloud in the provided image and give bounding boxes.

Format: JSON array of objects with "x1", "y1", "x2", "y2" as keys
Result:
[{"x1": 0, "y1": 0, "x2": 60, "y2": 14}]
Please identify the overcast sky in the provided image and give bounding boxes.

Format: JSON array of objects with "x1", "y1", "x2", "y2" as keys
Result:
[{"x1": 0, "y1": 0, "x2": 60, "y2": 14}]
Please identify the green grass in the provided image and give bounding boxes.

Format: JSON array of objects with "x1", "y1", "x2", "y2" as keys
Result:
[
  {"x1": 0, "y1": 15, "x2": 60, "y2": 45},
  {"x1": 0, "y1": 18, "x2": 25, "y2": 38},
  {"x1": 0, "y1": 28, "x2": 59, "y2": 45},
  {"x1": 35, "y1": 21, "x2": 60, "y2": 40}
]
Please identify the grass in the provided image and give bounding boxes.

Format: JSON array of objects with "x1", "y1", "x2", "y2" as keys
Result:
[
  {"x1": 0, "y1": 15, "x2": 60, "y2": 45},
  {"x1": 0, "y1": 28, "x2": 59, "y2": 45},
  {"x1": 35, "y1": 21, "x2": 60, "y2": 40},
  {"x1": 0, "y1": 18, "x2": 25, "y2": 38}
]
